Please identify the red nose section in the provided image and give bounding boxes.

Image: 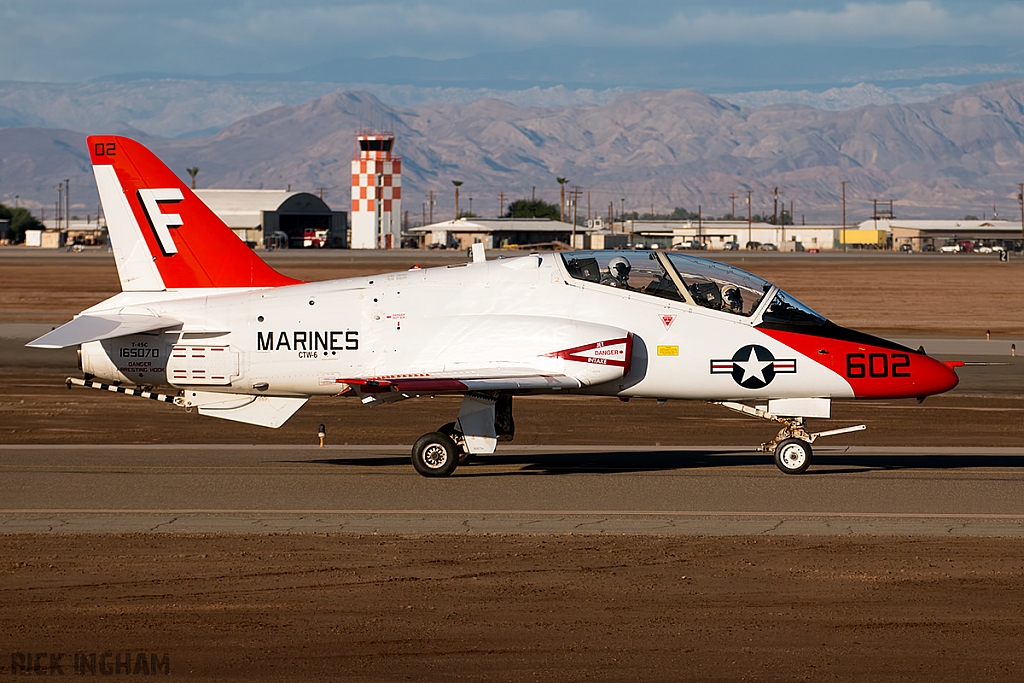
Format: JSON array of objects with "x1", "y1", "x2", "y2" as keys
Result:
[
  {"x1": 759, "y1": 327, "x2": 959, "y2": 399},
  {"x1": 916, "y1": 355, "x2": 960, "y2": 396}
]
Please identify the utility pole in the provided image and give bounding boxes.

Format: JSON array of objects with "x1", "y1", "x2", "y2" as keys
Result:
[
  {"x1": 587, "y1": 190, "x2": 591, "y2": 223},
  {"x1": 65, "y1": 178, "x2": 70, "y2": 226},
  {"x1": 452, "y1": 180, "x2": 463, "y2": 219},
  {"x1": 422, "y1": 201, "x2": 426, "y2": 227},
  {"x1": 841, "y1": 181, "x2": 848, "y2": 250},
  {"x1": 498, "y1": 191, "x2": 506, "y2": 217},
  {"x1": 746, "y1": 190, "x2": 752, "y2": 248},
  {"x1": 531, "y1": 186, "x2": 535, "y2": 201},
  {"x1": 427, "y1": 190, "x2": 436, "y2": 225},
  {"x1": 568, "y1": 186, "x2": 583, "y2": 247},
  {"x1": 620, "y1": 198, "x2": 625, "y2": 232},
  {"x1": 316, "y1": 187, "x2": 326, "y2": 200},
  {"x1": 772, "y1": 187, "x2": 779, "y2": 226},
  {"x1": 729, "y1": 192, "x2": 737, "y2": 220},
  {"x1": 1018, "y1": 183, "x2": 1024, "y2": 241}
]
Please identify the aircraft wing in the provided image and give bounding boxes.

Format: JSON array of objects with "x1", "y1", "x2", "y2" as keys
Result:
[
  {"x1": 26, "y1": 314, "x2": 182, "y2": 349},
  {"x1": 336, "y1": 333, "x2": 634, "y2": 399}
]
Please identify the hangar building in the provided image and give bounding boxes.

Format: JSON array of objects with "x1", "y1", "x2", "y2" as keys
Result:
[{"x1": 194, "y1": 189, "x2": 347, "y2": 249}]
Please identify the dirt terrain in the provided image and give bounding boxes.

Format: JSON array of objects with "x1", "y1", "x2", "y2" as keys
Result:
[
  {"x1": 4, "y1": 249, "x2": 1024, "y2": 680},
  {"x1": 3, "y1": 534, "x2": 1024, "y2": 681}
]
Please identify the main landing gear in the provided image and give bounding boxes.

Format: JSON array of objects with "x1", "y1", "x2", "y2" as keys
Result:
[
  {"x1": 411, "y1": 393, "x2": 514, "y2": 477},
  {"x1": 715, "y1": 401, "x2": 866, "y2": 475}
]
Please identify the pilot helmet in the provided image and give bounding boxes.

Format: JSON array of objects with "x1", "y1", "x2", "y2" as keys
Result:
[
  {"x1": 608, "y1": 256, "x2": 631, "y2": 280},
  {"x1": 722, "y1": 285, "x2": 742, "y2": 310}
]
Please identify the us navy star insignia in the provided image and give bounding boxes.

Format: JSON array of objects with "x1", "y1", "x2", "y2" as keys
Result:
[{"x1": 710, "y1": 344, "x2": 797, "y2": 389}]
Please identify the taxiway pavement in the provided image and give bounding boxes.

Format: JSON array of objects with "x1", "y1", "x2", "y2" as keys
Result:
[{"x1": 4, "y1": 444, "x2": 1024, "y2": 535}]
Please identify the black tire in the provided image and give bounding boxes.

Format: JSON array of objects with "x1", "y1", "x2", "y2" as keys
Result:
[
  {"x1": 412, "y1": 432, "x2": 460, "y2": 477},
  {"x1": 774, "y1": 438, "x2": 812, "y2": 474}
]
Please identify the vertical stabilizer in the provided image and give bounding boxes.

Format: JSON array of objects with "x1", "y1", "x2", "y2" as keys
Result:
[{"x1": 89, "y1": 136, "x2": 301, "y2": 291}]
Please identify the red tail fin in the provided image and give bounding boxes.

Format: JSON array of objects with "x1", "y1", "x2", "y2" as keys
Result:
[{"x1": 89, "y1": 136, "x2": 300, "y2": 291}]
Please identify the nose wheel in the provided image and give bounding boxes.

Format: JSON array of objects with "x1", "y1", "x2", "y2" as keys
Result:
[{"x1": 774, "y1": 438, "x2": 812, "y2": 474}]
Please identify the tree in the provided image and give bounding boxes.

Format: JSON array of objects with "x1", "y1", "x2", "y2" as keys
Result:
[
  {"x1": 451, "y1": 180, "x2": 463, "y2": 219},
  {"x1": 505, "y1": 198, "x2": 559, "y2": 220},
  {"x1": 0, "y1": 203, "x2": 44, "y2": 243},
  {"x1": 187, "y1": 167, "x2": 199, "y2": 190},
  {"x1": 964, "y1": 214, "x2": 979, "y2": 221},
  {"x1": 556, "y1": 177, "x2": 569, "y2": 222}
]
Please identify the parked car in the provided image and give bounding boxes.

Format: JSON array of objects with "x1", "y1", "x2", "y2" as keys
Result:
[
  {"x1": 723, "y1": 241, "x2": 739, "y2": 250},
  {"x1": 760, "y1": 243, "x2": 778, "y2": 251},
  {"x1": 976, "y1": 245, "x2": 994, "y2": 254},
  {"x1": 922, "y1": 244, "x2": 935, "y2": 252},
  {"x1": 899, "y1": 244, "x2": 913, "y2": 252},
  {"x1": 745, "y1": 241, "x2": 762, "y2": 250},
  {"x1": 993, "y1": 245, "x2": 1007, "y2": 253},
  {"x1": 939, "y1": 244, "x2": 961, "y2": 253}
]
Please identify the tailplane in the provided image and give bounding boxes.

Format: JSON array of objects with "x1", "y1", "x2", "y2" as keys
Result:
[{"x1": 89, "y1": 136, "x2": 300, "y2": 291}]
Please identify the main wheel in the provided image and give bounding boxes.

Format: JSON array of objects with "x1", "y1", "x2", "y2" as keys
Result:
[
  {"x1": 412, "y1": 432, "x2": 460, "y2": 477},
  {"x1": 774, "y1": 438, "x2": 812, "y2": 474}
]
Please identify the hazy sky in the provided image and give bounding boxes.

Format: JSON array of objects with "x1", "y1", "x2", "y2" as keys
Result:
[{"x1": 3, "y1": 0, "x2": 1024, "y2": 82}]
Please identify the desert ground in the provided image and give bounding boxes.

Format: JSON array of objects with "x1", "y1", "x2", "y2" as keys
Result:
[{"x1": 3, "y1": 248, "x2": 1024, "y2": 680}]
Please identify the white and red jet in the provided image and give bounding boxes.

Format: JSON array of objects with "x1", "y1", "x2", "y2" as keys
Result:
[{"x1": 28, "y1": 137, "x2": 961, "y2": 475}]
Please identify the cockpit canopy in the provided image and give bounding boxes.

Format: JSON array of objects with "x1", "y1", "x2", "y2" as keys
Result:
[{"x1": 560, "y1": 250, "x2": 825, "y2": 324}]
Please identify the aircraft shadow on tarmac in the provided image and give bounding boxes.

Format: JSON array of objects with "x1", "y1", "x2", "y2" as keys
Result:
[{"x1": 301, "y1": 450, "x2": 1024, "y2": 475}]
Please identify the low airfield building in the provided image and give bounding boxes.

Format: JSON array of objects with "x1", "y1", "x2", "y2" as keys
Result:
[
  {"x1": 410, "y1": 217, "x2": 588, "y2": 250},
  {"x1": 625, "y1": 220, "x2": 843, "y2": 251},
  {"x1": 861, "y1": 218, "x2": 1024, "y2": 251}
]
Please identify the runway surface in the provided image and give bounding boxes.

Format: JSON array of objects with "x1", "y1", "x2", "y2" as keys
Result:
[{"x1": 5, "y1": 443, "x2": 1024, "y2": 535}]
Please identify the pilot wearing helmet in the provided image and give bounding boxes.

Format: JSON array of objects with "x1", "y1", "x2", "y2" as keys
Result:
[{"x1": 601, "y1": 256, "x2": 636, "y2": 290}]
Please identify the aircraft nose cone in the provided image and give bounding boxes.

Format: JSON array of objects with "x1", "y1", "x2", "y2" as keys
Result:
[{"x1": 918, "y1": 355, "x2": 960, "y2": 396}]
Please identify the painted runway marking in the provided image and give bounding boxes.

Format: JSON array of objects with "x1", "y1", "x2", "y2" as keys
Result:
[{"x1": 3, "y1": 509, "x2": 1024, "y2": 519}]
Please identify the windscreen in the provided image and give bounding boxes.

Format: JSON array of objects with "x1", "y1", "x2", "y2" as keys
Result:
[
  {"x1": 665, "y1": 253, "x2": 771, "y2": 316},
  {"x1": 761, "y1": 289, "x2": 826, "y2": 326}
]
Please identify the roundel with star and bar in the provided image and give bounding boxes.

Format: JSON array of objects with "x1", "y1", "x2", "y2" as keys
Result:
[{"x1": 710, "y1": 344, "x2": 797, "y2": 389}]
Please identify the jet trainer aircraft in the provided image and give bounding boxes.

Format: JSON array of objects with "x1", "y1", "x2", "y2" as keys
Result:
[{"x1": 28, "y1": 137, "x2": 962, "y2": 475}]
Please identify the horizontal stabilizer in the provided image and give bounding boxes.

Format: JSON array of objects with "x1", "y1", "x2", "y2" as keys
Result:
[{"x1": 26, "y1": 314, "x2": 182, "y2": 349}]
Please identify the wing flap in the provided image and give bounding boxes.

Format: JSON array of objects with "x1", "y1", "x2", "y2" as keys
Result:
[
  {"x1": 342, "y1": 373, "x2": 582, "y2": 395},
  {"x1": 26, "y1": 314, "x2": 182, "y2": 349}
]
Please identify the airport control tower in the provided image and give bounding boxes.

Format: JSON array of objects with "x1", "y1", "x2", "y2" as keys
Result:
[{"x1": 350, "y1": 131, "x2": 402, "y2": 249}]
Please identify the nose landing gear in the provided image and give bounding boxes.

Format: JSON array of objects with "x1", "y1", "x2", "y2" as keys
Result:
[{"x1": 714, "y1": 401, "x2": 865, "y2": 475}]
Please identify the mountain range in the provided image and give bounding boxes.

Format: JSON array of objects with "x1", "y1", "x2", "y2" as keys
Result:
[{"x1": 6, "y1": 79, "x2": 1024, "y2": 222}]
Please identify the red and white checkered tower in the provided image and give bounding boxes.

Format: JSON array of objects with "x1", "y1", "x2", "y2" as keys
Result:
[{"x1": 350, "y1": 131, "x2": 401, "y2": 249}]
